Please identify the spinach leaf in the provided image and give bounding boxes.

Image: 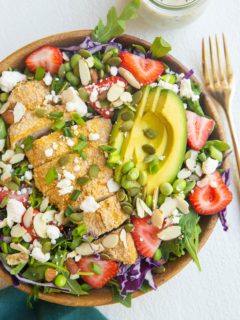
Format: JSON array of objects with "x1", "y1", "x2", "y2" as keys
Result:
[
  {"x1": 150, "y1": 36, "x2": 172, "y2": 58},
  {"x1": 91, "y1": 0, "x2": 140, "y2": 43},
  {"x1": 161, "y1": 239, "x2": 184, "y2": 261},
  {"x1": 179, "y1": 210, "x2": 201, "y2": 271},
  {"x1": 22, "y1": 265, "x2": 47, "y2": 282}
]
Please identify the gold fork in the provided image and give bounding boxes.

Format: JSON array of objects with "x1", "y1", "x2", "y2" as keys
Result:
[{"x1": 202, "y1": 34, "x2": 240, "y2": 178}]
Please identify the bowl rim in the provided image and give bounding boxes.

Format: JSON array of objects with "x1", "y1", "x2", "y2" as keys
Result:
[{"x1": 0, "y1": 30, "x2": 225, "y2": 307}]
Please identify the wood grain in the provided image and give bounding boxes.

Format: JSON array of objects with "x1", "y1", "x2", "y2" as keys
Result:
[{"x1": 0, "y1": 31, "x2": 227, "y2": 306}]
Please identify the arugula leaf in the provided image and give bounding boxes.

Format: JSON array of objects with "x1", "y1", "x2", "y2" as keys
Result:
[
  {"x1": 161, "y1": 239, "x2": 185, "y2": 261},
  {"x1": 22, "y1": 265, "x2": 47, "y2": 282},
  {"x1": 150, "y1": 36, "x2": 172, "y2": 58},
  {"x1": 63, "y1": 279, "x2": 89, "y2": 296},
  {"x1": 10, "y1": 263, "x2": 27, "y2": 275},
  {"x1": 179, "y1": 210, "x2": 201, "y2": 271},
  {"x1": 110, "y1": 280, "x2": 132, "y2": 308},
  {"x1": 92, "y1": 0, "x2": 140, "y2": 43}
]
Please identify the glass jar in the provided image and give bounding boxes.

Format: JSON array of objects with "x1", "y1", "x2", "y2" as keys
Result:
[{"x1": 139, "y1": 0, "x2": 210, "y2": 29}]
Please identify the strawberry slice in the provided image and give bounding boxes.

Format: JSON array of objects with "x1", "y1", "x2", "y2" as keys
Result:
[
  {"x1": 84, "y1": 76, "x2": 127, "y2": 119},
  {"x1": 189, "y1": 171, "x2": 233, "y2": 215},
  {"x1": 77, "y1": 256, "x2": 119, "y2": 289},
  {"x1": 119, "y1": 52, "x2": 164, "y2": 85},
  {"x1": 187, "y1": 110, "x2": 215, "y2": 150},
  {"x1": 131, "y1": 216, "x2": 161, "y2": 258},
  {"x1": 0, "y1": 187, "x2": 29, "y2": 207},
  {"x1": 25, "y1": 46, "x2": 63, "y2": 74}
]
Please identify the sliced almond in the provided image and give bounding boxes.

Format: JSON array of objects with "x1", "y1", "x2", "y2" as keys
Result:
[
  {"x1": 75, "y1": 243, "x2": 103, "y2": 256},
  {"x1": 107, "y1": 84, "x2": 125, "y2": 102},
  {"x1": 6, "y1": 252, "x2": 29, "y2": 266},
  {"x1": 40, "y1": 197, "x2": 49, "y2": 212},
  {"x1": 151, "y1": 209, "x2": 163, "y2": 228},
  {"x1": 42, "y1": 210, "x2": 56, "y2": 223},
  {"x1": 186, "y1": 158, "x2": 196, "y2": 171},
  {"x1": 157, "y1": 226, "x2": 181, "y2": 241},
  {"x1": 33, "y1": 213, "x2": 47, "y2": 238},
  {"x1": 23, "y1": 207, "x2": 34, "y2": 228},
  {"x1": 195, "y1": 164, "x2": 203, "y2": 177},
  {"x1": 120, "y1": 229, "x2": 128, "y2": 248},
  {"x1": 152, "y1": 187, "x2": 159, "y2": 210},
  {"x1": 10, "y1": 242, "x2": 29, "y2": 254},
  {"x1": 2, "y1": 150, "x2": 14, "y2": 162},
  {"x1": 118, "y1": 67, "x2": 141, "y2": 89},
  {"x1": 102, "y1": 234, "x2": 119, "y2": 249},
  {"x1": 22, "y1": 233, "x2": 32, "y2": 243},
  {"x1": 79, "y1": 58, "x2": 91, "y2": 86},
  {"x1": 9, "y1": 153, "x2": 25, "y2": 165},
  {"x1": 10, "y1": 224, "x2": 27, "y2": 238},
  {"x1": 160, "y1": 197, "x2": 177, "y2": 218},
  {"x1": 120, "y1": 91, "x2": 132, "y2": 103},
  {"x1": 176, "y1": 197, "x2": 189, "y2": 214},
  {"x1": 197, "y1": 176, "x2": 210, "y2": 188}
]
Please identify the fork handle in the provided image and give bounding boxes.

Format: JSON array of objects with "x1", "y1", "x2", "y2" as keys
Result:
[{"x1": 225, "y1": 110, "x2": 240, "y2": 178}]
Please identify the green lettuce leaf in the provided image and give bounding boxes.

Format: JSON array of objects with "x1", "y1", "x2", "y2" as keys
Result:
[{"x1": 92, "y1": 0, "x2": 140, "y2": 43}]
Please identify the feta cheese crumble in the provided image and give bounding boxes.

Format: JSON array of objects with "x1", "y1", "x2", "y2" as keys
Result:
[
  {"x1": 179, "y1": 79, "x2": 199, "y2": 101},
  {"x1": 43, "y1": 72, "x2": 53, "y2": 86},
  {"x1": 80, "y1": 196, "x2": 100, "y2": 212},
  {"x1": 107, "y1": 178, "x2": 120, "y2": 193},
  {"x1": 88, "y1": 133, "x2": 100, "y2": 141},
  {"x1": 7, "y1": 199, "x2": 26, "y2": 227},
  {"x1": 0, "y1": 71, "x2": 26, "y2": 93}
]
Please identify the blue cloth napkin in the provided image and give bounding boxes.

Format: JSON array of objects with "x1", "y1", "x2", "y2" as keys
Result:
[{"x1": 0, "y1": 287, "x2": 107, "y2": 320}]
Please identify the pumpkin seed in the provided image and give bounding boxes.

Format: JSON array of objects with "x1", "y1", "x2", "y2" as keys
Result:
[
  {"x1": 143, "y1": 128, "x2": 158, "y2": 139},
  {"x1": 58, "y1": 154, "x2": 70, "y2": 166},
  {"x1": 77, "y1": 176, "x2": 90, "y2": 186},
  {"x1": 122, "y1": 161, "x2": 135, "y2": 174},
  {"x1": 79, "y1": 49, "x2": 92, "y2": 58},
  {"x1": 70, "y1": 54, "x2": 81, "y2": 68},
  {"x1": 128, "y1": 187, "x2": 141, "y2": 197},
  {"x1": 117, "y1": 189, "x2": 128, "y2": 202},
  {"x1": 120, "y1": 120, "x2": 134, "y2": 132},
  {"x1": 144, "y1": 154, "x2": 156, "y2": 163},
  {"x1": 78, "y1": 88, "x2": 89, "y2": 101},
  {"x1": 132, "y1": 90, "x2": 143, "y2": 105},
  {"x1": 58, "y1": 64, "x2": 66, "y2": 78},
  {"x1": 142, "y1": 144, "x2": 156, "y2": 155},
  {"x1": 102, "y1": 51, "x2": 113, "y2": 63},
  {"x1": 124, "y1": 223, "x2": 134, "y2": 232},
  {"x1": 121, "y1": 111, "x2": 135, "y2": 121},
  {"x1": 121, "y1": 175, "x2": 141, "y2": 190},
  {"x1": 69, "y1": 213, "x2": 83, "y2": 223},
  {"x1": 106, "y1": 57, "x2": 122, "y2": 66},
  {"x1": 127, "y1": 167, "x2": 140, "y2": 181},
  {"x1": 138, "y1": 170, "x2": 148, "y2": 186},
  {"x1": 122, "y1": 204, "x2": 134, "y2": 215},
  {"x1": 88, "y1": 164, "x2": 100, "y2": 178},
  {"x1": 35, "y1": 108, "x2": 47, "y2": 118}
]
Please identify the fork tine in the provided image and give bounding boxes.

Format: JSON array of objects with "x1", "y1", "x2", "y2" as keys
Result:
[
  {"x1": 222, "y1": 33, "x2": 233, "y2": 83},
  {"x1": 202, "y1": 38, "x2": 211, "y2": 87},
  {"x1": 209, "y1": 36, "x2": 219, "y2": 86},
  {"x1": 215, "y1": 34, "x2": 225, "y2": 84}
]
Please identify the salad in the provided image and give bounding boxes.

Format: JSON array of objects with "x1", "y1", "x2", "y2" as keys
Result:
[{"x1": 0, "y1": 0, "x2": 233, "y2": 307}]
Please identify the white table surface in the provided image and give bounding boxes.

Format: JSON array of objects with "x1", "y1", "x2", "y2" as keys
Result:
[{"x1": 0, "y1": 1, "x2": 239, "y2": 319}]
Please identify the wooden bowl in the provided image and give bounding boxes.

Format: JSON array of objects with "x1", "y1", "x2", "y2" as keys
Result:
[{"x1": 0, "y1": 30, "x2": 225, "y2": 306}]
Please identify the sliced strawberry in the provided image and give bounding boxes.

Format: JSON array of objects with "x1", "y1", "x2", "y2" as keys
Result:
[
  {"x1": 77, "y1": 256, "x2": 119, "y2": 289},
  {"x1": 131, "y1": 216, "x2": 161, "y2": 258},
  {"x1": 189, "y1": 171, "x2": 233, "y2": 215},
  {"x1": 84, "y1": 76, "x2": 127, "y2": 119},
  {"x1": 0, "y1": 187, "x2": 29, "y2": 207},
  {"x1": 187, "y1": 110, "x2": 215, "y2": 150},
  {"x1": 119, "y1": 52, "x2": 164, "y2": 85},
  {"x1": 25, "y1": 46, "x2": 63, "y2": 74}
]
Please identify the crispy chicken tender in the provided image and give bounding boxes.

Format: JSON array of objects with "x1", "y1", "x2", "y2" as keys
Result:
[
  {"x1": 3, "y1": 80, "x2": 48, "y2": 111},
  {"x1": 83, "y1": 195, "x2": 128, "y2": 237},
  {"x1": 26, "y1": 117, "x2": 112, "y2": 167},
  {"x1": 95, "y1": 228, "x2": 138, "y2": 265},
  {"x1": 8, "y1": 105, "x2": 67, "y2": 148}
]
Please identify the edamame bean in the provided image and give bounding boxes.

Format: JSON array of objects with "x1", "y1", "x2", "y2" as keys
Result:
[
  {"x1": 70, "y1": 54, "x2": 81, "y2": 68},
  {"x1": 66, "y1": 71, "x2": 80, "y2": 87},
  {"x1": 145, "y1": 195, "x2": 153, "y2": 208},
  {"x1": 58, "y1": 64, "x2": 66, "y2": 78},
  {"x1": 138, "y1": 171, "x2": 148, "y2": 186},
  {"x1": 121, "y1": 175, "x2": 140, "y2": 190},
  {"x1": 55, "y1": 274, "x2": 67, "y2": 287},
  {"x1": 198, "y1": 152, "x2": 207, "y2": 162},
  {"x1": 160, "y1": 182, "x2": 173, "y2": 196},
  {"x1": 173, "y1": 179, "x2": 187, "y2": 193},
  {"x1": 42, "y1": 241, "x2": 51, "y2": 253},
  {"x1": 93, "y1": 57, "x2": 104, "y2": 70},
  {"x1": 127, "y1": 167, "x2": 140, "y2": 181},
  {"x1": 128, "y1": 187, "x2": 141, "y2": 197},
  {"x1": 153, "y1": 248, "x2": 162, "y2": 261},
  {"x1": 122, "y1": 161, "x2": 135, "y2": 174},
  {"x1": 0, "y1": 92, "x2": 9, "y2": 103},
  {"x1": 64, "y1": 62, "x2": 72, "y2": 72},
  {"x1": 209, "y1": 146, "x2": 223, "y2": 162}
]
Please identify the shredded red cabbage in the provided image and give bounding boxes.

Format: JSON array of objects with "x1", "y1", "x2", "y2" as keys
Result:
[
  {"x1": 60, "y1": 36, "x2": 122, "y2": 55},
  {"x1": 219, "y1": 169, "x2": 231, "y2": 231},
  {"x1": 184, "y1": 69, "x2": 194, "y2": 79},
  {"x1": 116, "y1": 256, "x2": 164, "y2": 297}
]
